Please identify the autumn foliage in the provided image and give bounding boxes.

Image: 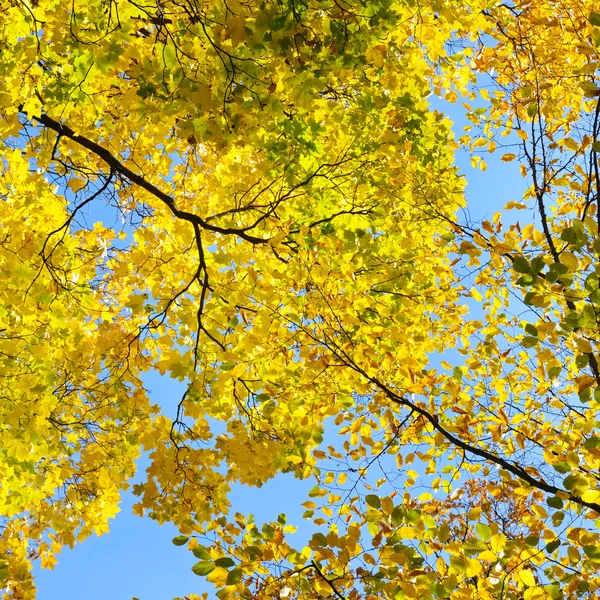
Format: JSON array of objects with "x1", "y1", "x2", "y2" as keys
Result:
[{"x1": 1, "y1": 0, "x2": 600, "y2": 598}]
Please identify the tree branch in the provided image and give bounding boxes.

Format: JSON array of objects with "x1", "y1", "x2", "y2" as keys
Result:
[{"x1": 21, "y1": 109, "x2": 270, "y2": 245}]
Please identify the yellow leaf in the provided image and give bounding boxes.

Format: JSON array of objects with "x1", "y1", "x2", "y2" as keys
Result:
[
  {"x1": 366, "y1": 45, "x2": 387, "y2": 68},
  {"x1": 471, "y1": 287, "x2": 483, "y2": 302},
  {"x1": 381, "y1": 496, "x2": 394, "y2": 515},
  {"x1": 465, "y1": 558, "x2": 482, "y2": 577},
  {"x1": 313, "y1": 577, "x2": 332, "y2": 597},
  {"x1": 490, "y1": 534, "x2": 506, "y2": 553},
  {"x1": 581, "y1": 489, "x2": 600, "y2": 503},
  {"x1": 559, "y1": 251, "x2": 578, "y2": 270},
  {"x1": 467, "y1": 507, "x2": 482, "y2": 521},
  {"x1": 519, "y1": 569, "x2": 536, "y2": 586},
  {"x1": 574, "y1": 375, "x2": 595, "y2": 393},
  {"x1": 563, "y1": 138, "x2": 579, "y2": 151},
  {"x1": 398, "y1": 527, "x2": 417, "y2": 539}
]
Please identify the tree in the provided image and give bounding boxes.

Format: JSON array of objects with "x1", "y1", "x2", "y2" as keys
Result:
[{"x1": 0, "y1": 0, "x2": 599, "y2": 598}]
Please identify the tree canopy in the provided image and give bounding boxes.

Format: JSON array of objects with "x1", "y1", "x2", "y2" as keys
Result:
[{"x1": 1, "y1": 0, "x2": 600, "y2": 598}]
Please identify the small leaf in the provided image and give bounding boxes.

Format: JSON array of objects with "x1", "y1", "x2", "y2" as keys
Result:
[
  {"x1": 524, "y1": 323, "x2": 538, "y2": 336},
  {"x1": 192, "y1": 562, "x2": 215, "y2": 576},
  {"x1": 545, "y1": 584, "x2": 563, "y2": 600},
  {"x1": 513, "y1": 256, "x2": 530, "y2": 273},
  {"x1": 215, "y1": 557, "x2": 235, "y2": 569},
  {"x1": 527, "y1": 103, "x2": 538, "y2": 118},
  {"x1": 192, "y1": 546, "x2": 211, "y2": 560},
  {"x1": 432, "y1": 581, "x2": 451, "y2": 598},
  {"x1": 547, "y1": 496, "x2": 563, "y2": 509},
  {"x1": 450, "y1": 556, "x2": 466, "y2": 572},
  {"x1": 163, "y1": 43, "x2": 178, "y2": 69},
  {"x1": 476, "y1": 522, "x2": 492, "y2": 542},
  {"x1": 501, "y1": 153, "x2": 517, "y2": 162},
  {"x1": 521, "y1": 336, "x2": 538, "y2": 348},
  {"x1": 463, "y1": 539, "x2": 487, "y2": 551},
  {"x1": 365, "y1": 494, "x2": 381, "y2": 509},
  {"x1": 583, "y1": 545, "x2": 600, "y2": 560},
  {"x1": 172, "y1": 535, "x2": 189, "y2": 546},
  {"x1": 467, "y1": 507, "x2": 482, "y2": 521},
  {"x1": 405, "y1": 509, "x2": 421, "y2": 523},
  {"x1": 391, "y1": 506, "x2": 404, "y2": 526},
  {"x1": 589, "y1": 11, "x2": 600, "y2": 27},
  {"x1": 525, "y1": 535, "x2": 539, "y2": 547},
  {"x1": 437, "y1": 523, "x2": 450, "y2": 543},
  {"x1": 519, "y1": 569, "x2": 536, "y2": 586},
  {"x1": 226, "y1": 568, "x2": 243, "y2": 585}
]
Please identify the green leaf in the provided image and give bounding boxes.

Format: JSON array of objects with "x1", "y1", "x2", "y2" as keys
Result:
[
  {"x1": 517, "y1": 274, "x2": 536, "y2": 287},
  {"x1": 561, "y1": 227, "x2": 579, "y2": 244},
  {"x1": 308, "y1": 485, "x2": 325, "y2": 497},
  {"x1": 366, "y1": 494, "x2": 381, "y2": 509},
  {"x1": 437, "y1": 523, "x2": 450, "y2": 543},
  {"x1": 524, "y1": 323, "x2": 538, "y2": 336},
  {"x1": 405, "y1": 509, "x2": 421, "y2": 523},
  {"x1": 449, "y1": 556, "x2": 466, "y2": 572},
  {"x1": 215, "y1": 557, "x2": 235, "y2": 568},
  {"x1": 545, "y1": 539, "x2": 561, "y2": 553},
  {"x1": 192, "y1": 546, "x2": 211, "y2": 560},
  {"x1": 521, "y1": 336, "x2": 538, "y2": 348},
  {"x1": 513, "y1": 256, "x2": 530, "y2": 274},
  {"x1": 463, "y1": 539, "x2": 487, "y2": 551},
  {"x1": 226, "y1": 568, "x2": 243, "y2": 585},
  {"x1": 552, "y1": 462, "x2": 571, "y2": 474},
  {"x1": 262, "y1": 400, "x2": 277, "y2": 416},
  {"x1": 192, "y1": 561, "x2": 215, "y2": 576},
  {"x1": 583, "y1": 545, "x2": 600, "y2": 560},
  {"x1": 476, "y1": 522, "x2": 492, "y2": 542},
  {"x1": 544, "y1": 584, "x2": 563, "y2": 600},
  {"x1": 172, "y1": 535, "x2": 189, "y2": 546},
  {"x1": 547, "y1": 496, "x2": 563, "y2": 509},
  {"x1": 547, "y1": 365, "x2": 562, "y2": 379},
  {"x1": 391, "y1": 506, "x2": 404, "y2": 526},
  {"x1": 525, "y1": 535, "x2": 539, "y2": 547},
  {"x1": 163, "y1": 44, "x2": 178, "y2": 70},
  {"x1": 432, "y1": 581, "x2": 451, "y2": 598},
  {"x1": 527, "y1": 102, "x2": 538, "y2": 118},
  {"x1": 589, "y1": 11, "x2": 600, "y2": 27}
]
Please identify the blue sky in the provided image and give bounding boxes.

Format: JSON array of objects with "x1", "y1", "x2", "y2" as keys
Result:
[{"x1": 32, "y1": 103, "x2": 529, "y2": 600}]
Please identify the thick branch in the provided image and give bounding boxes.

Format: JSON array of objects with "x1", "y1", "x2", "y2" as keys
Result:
[
  {"x1": 367, "y1": 374, "x2": 600, "y2": 514},
  {"x1": 22, "y1": 109, "x2": 269, "y2": 245}
]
